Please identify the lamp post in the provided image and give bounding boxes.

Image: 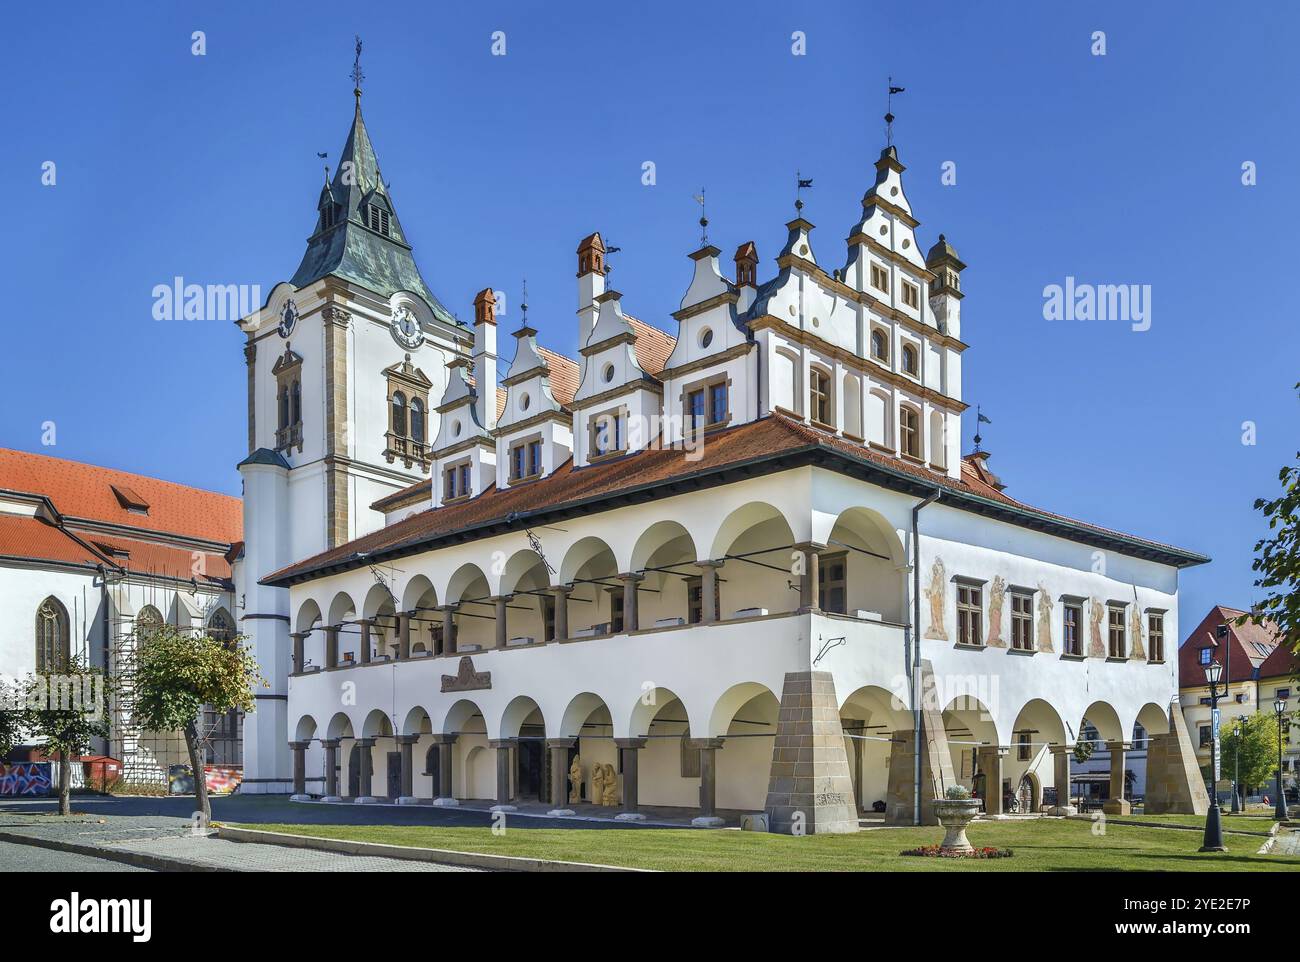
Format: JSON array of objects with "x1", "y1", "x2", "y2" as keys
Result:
[
  {"x1": 1274, "y1": 697, "x2": 1289, "y2": 822},
  {"x1": 1230, "y1": 719, "x2": 1242, "y2": 814},
  {"x1": 1199, "y1": 659, "x2": 1226, "y2": 852}
]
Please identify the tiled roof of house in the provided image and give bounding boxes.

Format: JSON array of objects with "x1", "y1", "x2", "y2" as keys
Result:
[
  {"x1": 626, "y1": 317, "x2": 677, "y2": 376},
  {"x1": 268, "y1": 413, "x2": 1207, "y2": 587},
  {"x1": 1178, "y1": 605, "x2": 1284, "y2": 686},
  {"x1": 537, "y1": 347, "x2": 580, "y2": 406},
  {"x1": 0, "y1": 514, "x2": 103, "y2": 567},
  {"x1": 0, "y1": 448, "x2": 241, "y2": 544}
]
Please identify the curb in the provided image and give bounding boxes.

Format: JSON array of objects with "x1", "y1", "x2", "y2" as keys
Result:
[
  {"x1": 217, "y1": 825, "x2": 652, "y2": 872},
  {"x1": 0, "y1": 829, "x2": 228, "y2": 873},
  {"x1": 1063, "y1": 815, "x2": 1275, "y2": 838}
]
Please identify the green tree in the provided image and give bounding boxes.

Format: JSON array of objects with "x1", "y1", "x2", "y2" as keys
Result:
[
  {"x1": 1222, "y1": 711, "x2": 1285, "y2": 794},
  {"x1": 132, "y1": 624, "x2": 264, "y2": 823},
  {"x1": 20, "y1": 655, "x2": 112, "y2": 815},
  {"x1": 1243, "y1": 384, "x2": 1300, "y2": 654},
  {"x1": 0, "y1": 677, "x2": 24, "y2": 760}
]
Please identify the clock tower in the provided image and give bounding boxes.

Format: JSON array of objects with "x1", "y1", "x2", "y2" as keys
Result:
[{"x1": 233, "y1": 76, "x2": 467, "y2": 793}]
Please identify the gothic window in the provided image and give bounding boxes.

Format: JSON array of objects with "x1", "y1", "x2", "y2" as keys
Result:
[
  {"x1": 35, "y1": 596, "x2": 69, "y2": 672},
  {"x1": 900, "y1": 406, "x2": 920, "y2": 458},
  {"x1": 809, "y1": 368, "x2": 832, "y2": 425},
  {"x1": 410, "y1": 398, "x2": 426, "y2": 444},
  {"x1": 870, "y1": 329, "x2": 889, "y2": 362},
  {"x1": 391, "y1": 391, "x2": 407, "y2": 436},
  {"x1": 208, "y1": 607, "x2": 236, "y2": 643},
  {"x1": 136, "y1": 605, "x2": 164, "y2": 650},
  {"x1": 902, "y1": 344, "x2": 918, "y2": 376}
]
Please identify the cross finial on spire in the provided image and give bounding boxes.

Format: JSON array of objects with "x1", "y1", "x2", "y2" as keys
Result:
[
  {"x1": 351, "y1": 35, "x2": 365, "y2": 102},
  {"x1": 885, "y1": 76, "x2": 905, "y2": 147},
  {"x1": 693, "y1": 189, "x2": 709, "y2": 246}
]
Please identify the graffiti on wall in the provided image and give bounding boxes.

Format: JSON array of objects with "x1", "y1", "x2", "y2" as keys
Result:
[{"x1": 0, "y1": 762, "x2": 52, "y2": 796}]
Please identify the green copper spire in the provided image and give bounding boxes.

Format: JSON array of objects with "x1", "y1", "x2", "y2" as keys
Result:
[{"x1": 290, "y1": 53, "x2": 460, "y2": 328}]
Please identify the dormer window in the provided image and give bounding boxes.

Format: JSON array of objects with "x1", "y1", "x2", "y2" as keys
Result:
[
  {"x1": 590, "y1": 409, "x2": 627, "y2": 459},
  {"x1": 870, "y1": 263, "x2": 890, "y2": 293},
  {"x1": 366, "y1": 204, "x2": 391, "y2": 237},
  {"x1": 443, "y1": 460, "x2": 472, "y2": 501},
  {"x1": 683, "y1": 375, "x2": 729, "y2": 436},
  {"x1": 510, "y1": 437, "x2": 543, "y2": 482},
  {"x1": 320, "y1": 203, "x2": 337, "y2": 230}
]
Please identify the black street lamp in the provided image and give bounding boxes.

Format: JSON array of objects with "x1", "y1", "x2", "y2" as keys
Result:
[
  {"x1": 1274, "y1": 697, "x2": 1289, "y2": 822},
  {"x1": 1231, "y1": 719, "x2": 1242, "y2": 814},
  {"x1": 1200, "y1": 659, "x2": 1227, "y2": 852}
]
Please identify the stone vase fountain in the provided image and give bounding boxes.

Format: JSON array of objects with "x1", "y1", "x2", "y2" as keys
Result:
[{"x1": 932, "y1": 797, "x2": 982, "y2": 854}]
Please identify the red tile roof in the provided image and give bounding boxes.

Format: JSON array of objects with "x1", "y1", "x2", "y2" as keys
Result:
[
  {"x1": 1178, "y1": 606, "x2": 1284, "y2": 686},
  {"x1": 627, "y1": 317, "x2": 677, "y2": 376},
  {"x1": 268, "y1": 413, "x2": 1206, "y2": 587},
  {"x1": 0, "y1": 514, "x2": 103, "y2": 567},
  {"x1": 537, "y1": 347, "x2": 580, "y2": 407},
  {"x1": 0, "y1": 448, "x2": 241, "y2": 544}
]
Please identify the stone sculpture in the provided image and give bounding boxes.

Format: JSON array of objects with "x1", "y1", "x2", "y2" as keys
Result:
[
  {"x1": 568, "y1": 755, "x2": 584, "y2": 804},
  {"x1": 600, "y1": 763, "x2": 619, "y2": 806}
]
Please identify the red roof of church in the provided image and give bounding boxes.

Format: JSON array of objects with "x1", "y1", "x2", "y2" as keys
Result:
[
  {"x1": 0, "y1": 448, "x2": 241, "y2": 584},
  {"x1": 273, "y1": 413, "x2": 1206, "y2": 587}
]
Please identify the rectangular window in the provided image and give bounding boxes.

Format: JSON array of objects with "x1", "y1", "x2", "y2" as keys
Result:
[
  {"x1": 1010, "y1": 592, "x2": 1033, "y2": 650},
  {"x1": 592, "y1": 411, "x2": 626, "y2": 457},
  {"x1": 1199, "y1": 725, "x2": 1212, "y2": 748},
  {"x1": 510, "y1": 443, "x2": 526, "y2": 481},
  {"x1": 1107, "y1": 605, "x2": 1126, "y2": 658},
  {"x1": 709, "y1": 382, "x2": 728, "y2": 425},
  {"x1": 610, "y1": 589, "x2": 625, "y2": 634},
  {"x1": 542, "y1": 595, "x2": 556, "y2": 642},
  {"x1": 818, "y1": 552, "x2": 847, "y2": 614},
  {"x1": 686, "y1": 389, "x2": 705, "y2": 428},
  {"x1": 1017, "y1": 732, "x2": 1031, "y2": 761},
  {"x1": 686, "y1": 575, "x2": 721, "y2": 625},
  {"x1": 1063, "y1": 602, "x2": 1082, "y2": 656},
  {"x1": 1198, "y1": 647, "x2": 1212, "y2": 665},
  {"x1": 444, "y1": 462, "x2": 471, "y2": 500},
  {"x1": 1279, "y1": 687, "x2": 1292, "y2": 700},
  {"x1": 956, "y1": 583, "x2": 983, "y2": 647},
  {"x1": 901, "y1": 280, "x2": 919, "y2": 309},
  {"x1": 444, "y1": 468, "x2": 456, "y2": 500},
  {"x1": 870, "y1": 263, "x2": 889, "y2": 293},
  {"x1": 528, "y1": 440, "x2": 542, "y2": 476},
  {"x1": 1147, "y1": 612, "x2": 1164, "y2": 662}
]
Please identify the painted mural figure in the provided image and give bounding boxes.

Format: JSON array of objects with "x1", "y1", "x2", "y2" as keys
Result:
[
  {"x1": 923, "y1": 558, "x2": 948, "y2": 641},
  {"x1": 1128, "y1": 604, "x2": 1146, "y2": 660},
  {"x1": 1088, "y1": 598, "x2": 1106, "y2": 658},
  {"x1": 986, "y1": 575, "x2": 1007, "y2": 647},
  {"x1": 568, "y1": 755, "x2": 584, "y2": 804},
  {"x1": 1036, "y1": 583, "x2": 1054, "y2": 652}
]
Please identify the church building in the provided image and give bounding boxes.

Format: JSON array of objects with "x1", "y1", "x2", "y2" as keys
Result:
[{"x1": 237, "y1": 81, "x2": 1211, "y2": 830}]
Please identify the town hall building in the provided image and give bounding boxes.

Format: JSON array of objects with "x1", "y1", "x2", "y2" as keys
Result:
[{"x1": 233, "y1": 80, "x2": 1211, "y2": 831}]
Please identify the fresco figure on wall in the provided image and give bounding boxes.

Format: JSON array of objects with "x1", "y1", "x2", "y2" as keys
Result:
[
  {"x1": 987, "y1": 576, "x2": 1007, "y2": 647},
  {"x1": 1128, "y1": 603, "x2": 1146, "y2": 660},
  {"x1": 1036, "y1": 583, "x2": 1054, "y2": 653},
  {"x1": 923, "y1": 558, "x2": 948, "y2": 641},
  {"x1": 1088, "y1": 599, "x2": 1106, "y2": 658}
]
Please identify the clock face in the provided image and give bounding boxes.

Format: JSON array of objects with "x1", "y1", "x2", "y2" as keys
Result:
[
  {"x1": 278, "y1": 299, "x2": 298, "y2": 338},
  {"x1": 390, "y1": 306, "x2": 424, "y2": 349}
]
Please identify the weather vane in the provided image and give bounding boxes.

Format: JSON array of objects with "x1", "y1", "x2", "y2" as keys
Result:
[
  {"x1": 351, "y1": 35, "x2": 365, "y2": 100},
  {"x1": 795, "y1": 172, "x2": 813, "y2": 214},
  {"x1": 885, "y1": 76, "x2": 905, "y2": 146},
  {"x1": 317, "y1": 151, "x2": 329, "y2": 185},
  {"x1": 520, "y1": 278, "x2": 529, "y2": 328},
  {"x1": 973, "y1": 405, "x2": 992, "y2": 452},
  {"x1": 604, "y1": 239, "x2": 622, "y2": 274},
  {"x1": 693, "y1": 189, "x2": 709, "y2": 246}
]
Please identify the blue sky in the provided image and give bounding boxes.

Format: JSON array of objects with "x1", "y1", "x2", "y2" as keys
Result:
[{"x1": 4, "y1": 1, "x2": 1297, "y2": 633}]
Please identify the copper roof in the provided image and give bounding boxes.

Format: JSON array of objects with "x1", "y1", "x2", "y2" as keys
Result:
[{"x1": 268, "y1": 413, "x2": 1207, "y2": 587}]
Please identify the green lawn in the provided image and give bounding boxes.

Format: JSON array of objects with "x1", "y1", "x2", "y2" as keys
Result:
[
  {"x1": 233, "y1": 818, "x2": 1297, "y2": 872},
  {"x1": 1098, "y1": 813, "x2": 1278, "y2": 834}
]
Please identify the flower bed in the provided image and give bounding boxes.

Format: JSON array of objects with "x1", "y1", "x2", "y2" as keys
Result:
[{"x1": 901, "y1": 844, "x2": 1014, "y2": 859}]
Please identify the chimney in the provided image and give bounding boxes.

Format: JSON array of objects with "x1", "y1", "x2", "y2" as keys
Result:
[
  {"x1": 734, "y1": 241, "x2": 758, "y2": 287},
  {"x1": 576, "y1": 232, "x2": 606, "y2": 347},
  {"x1": 472, "y1": 288, "x2": 498, "y2": 430}
]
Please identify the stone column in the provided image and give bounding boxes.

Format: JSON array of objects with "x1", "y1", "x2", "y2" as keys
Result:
[
  {"x1": 322, "y1": 738, "x2": 341, "y2": 801},
  {"x1": 978, "y1": 746, "x2": 1005, "y2": 815},
  {"x1": 698, "y1": 560, "x2": 724, "y2": 623},
  {"x1": 290, "y1": 632, "x2": 307, "y2": 673},
  {"x1": 357, "y1": 619, "x2": 373, "y2": 664},
  {"x1": 290, "y1": 741, "x2": 308, "y2": 799},
  {"x1": 692, "y1": 737, "x2": 727, "y2": 827},
  {"x1": 429, "y1": 734, "x2": 458, "y2": 806},
  {"x1": 614, "y1": 737, "x2": 648, "y2": 822},
  {"x1": 550, "y1": 586, "x2": 572, "y2": 641},
  {"x1": 493, "y1": 596, "x2": 511, "y2": 649},
  {"x1": 490, "y1": 738, "x2": 517, "y2": 812},
  {"x1": 355, "y1": 737, "x2": 377, "y2": 803},
  {"x1": 764, "y1": 671, "x2": 858, "y2": 834},
  {"x1": 844, "y1": 721, "x2": 865, "y2": 813},
  {"x1": 793, "y1": 542, "x2": 824, "y2": 612},
  {"x1": 1103, "y1": 741, "x2": 1132, "y2": 814},
  {"x1": 439, "y1": 605, "x2": 456, "y2": 655},
  {"x1": 1051, "y1": 745, "x2": 1076, "y2": 815},
  {"x1": 396, "y1": 734, "x2": 418, "y2": 804},
  {"x1": 397, "y1": 612, "x2": 411, "y2": 660},
  {"x1": 546, "y1": 737, "x2": 576, "y2": 815},
  {"x1": 324, "y1": 626, "x2": 339, "y2": 669},
  {"x1": 618, "y1": 573, "x2": 644, "y2": 632}
]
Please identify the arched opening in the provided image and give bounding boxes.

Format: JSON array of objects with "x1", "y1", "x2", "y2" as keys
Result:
[
  {"x1": 710, "y1": 683, "x2": 779, "y2": 812},
  {"x1": 629, "y1": 521, "x2": 699, "y2": 627},
  {"x1": 630, "y1": 687, "x2": 696, "y2": 810},
  {"x1": 35, "y1": 596, "x2": 70, "y2": 672},
  {"x1": 499, "y1": 549, "x2": 553, "y2": 644},
  {"x1": 928, "y1": 410, "x2": 947, "y2": 468},
  {"x1": 823, "y1": 507, "x2": 906, "y2": 621},
  {"x1": 358, "y1": 709, "x2": 394, "y2": 799},
  {"x1": 1007, "y1": 698, "x2": 1068, "y2": 814},
  {"x1": 327, "y1": 592, "x2": 359, "y2": 664},
  {"x1": 942, "y1": 690, "x2": 1001, "y2": 810},
  {"x1": 842, "y1": 372, "x2": 863, "y2": 438},
  {"x1": 294, "y1": 599, "x2": 324, "y2": 670},
  {"x1": 400, "y1": 575, "x2": 440, "y2": 655},
  {"x1": 325, "y1": 712, "x2": 355, "y2": 799},
  {"x1": 442, "y1": 699, "x2": 491, "y2": 800},
  {"x1": 444, "y1": 563, "x2": 492, "y2": 652},
  {"x1": 500, "y1": 696, "x2": 547, "y2": 803},
  {"x1": 1074, "y1": 701, "x2": 1126, "y2": 810},
  {"x1": 361, "y1": 582, "x2": 399, "y2": 660},
  {"x1": 559, "y1": 537, "x2": 623, "y2": 635},
  {"x1": 706, "y1": 502, "x2": 800, "y2": 620},
  {"x1": 840, "y1": 684, "x2": 911, "y2": 818},
  {"x1": 866, "y1": 389, "x2": 891, "y2": 447},
  {"x1": 401, "y1": 706, "x2": 435, "y2": 798}
]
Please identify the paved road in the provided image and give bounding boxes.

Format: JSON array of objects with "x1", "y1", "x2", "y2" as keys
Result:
[
  {"x1": 0, "y1": 795, "x2": 486, "y2": 872},
  {"x1": 0, "y1": 838, "x2": 151, "y2": 872}
]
